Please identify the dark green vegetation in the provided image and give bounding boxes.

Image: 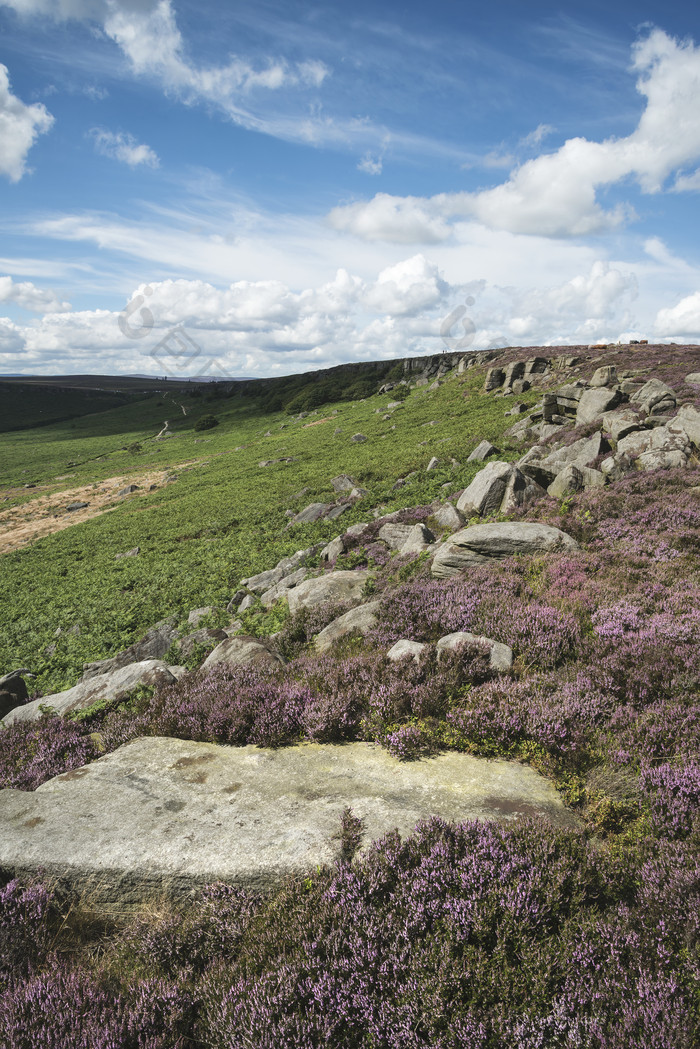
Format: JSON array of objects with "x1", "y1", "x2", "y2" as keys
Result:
[
  {"x1": 0, "y1": 380, "x2": 139, "y2": 432},
  {"x1": 0, "y1": 360, "x2": 522, "y2": 695}
]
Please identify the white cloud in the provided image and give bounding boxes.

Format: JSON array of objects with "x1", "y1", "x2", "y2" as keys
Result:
[
  {"x1": 2, "y1": 251, "x2": 659, "y2": 376},
  {"x1": 358, "y1": 152, "x2": 383, "y2": 175},
  {"x1": 0, "y1": 64, "x2": 54, "y2": 181},
  {"x1": 90, "y1": 127, "x2": 159, "y2": 167},
  {"x1": 0, "y1": 275, "x2": 70, "y2": 312},
  {"x1": 655, "y1": 291, "x2": 700, "y2": 336},
  {"x1": 2, "y1": 0, "x2": 330, "y2": 127},
  {"x1": 329, "y1": 29, "x2": 700, "y2": 241}
]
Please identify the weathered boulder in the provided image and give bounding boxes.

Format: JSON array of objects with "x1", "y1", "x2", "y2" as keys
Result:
[
  {"x1": 201, "y1": 636, "x2": 284, "y2": 671},
  {"x1": 3, "y1": 661, "x2": 182, "y2": 725},
  {"x1": 555, "y1": 383, "x2": 587, "y2": 414},
  {"x1": 66, "y1": 501, "x2": 89, "y2": 512},
  {"x1": 685, "y1": 373, "x2": 700, "y2": 385},
  {"x1": 547, "y1": 464, "x2": 605, "y2": 499},
  {"x1": 386, "y1": 640, "x2": 427, "y2": 662},
  {"x1": 541, "y1": 432, "x2": 609, "y2": 473},
  {"x1": 291, "y1": 503, "x2": 330, "y2": 525},
  {"x1": 351, "y1": 433, "x2": 367, "y2": 443},
  {"x1": 457, "y1": 462, "x2": 527, "y2": 518},
  {"x1": 314, "y1": 601, "x2": 381, "y2": 654},
  {"x1": 467, "y1": 440, "x2": 499, "y2": 462},
  {"x1": 600, "y1": 455, "x2": 633, "y2": 482},
  {"x1": 617, "y1": 423, "x2": 690, "y2": 462},
  {"x1": 400, "y1": 523, "x2": 435, "y2": 554},
  {"x1": 287, "y1": 571, "x2": 370, "y2": 615},
  {"x1": 426, "y1": 456, "x2": 441, "y2": 471},
  {"x1": 378, "y1": 523, "x2": 414, "y2": 550},
  {"x1": 115, "y1": 547, "x2": 140, "y2": 560},
  {"x1": 432, "y1": 522, "x2": 578, "y2": 578},
  {"x1": 240, "y1": 566, "x2": 287, "y2": 594},
  {"x1": 187, "y1": 606, "x2": 220, "y2": 628},
  {"x1": 601, "y1": 409, "x2": 643, "y2": 442},
  {"x1": 81, "y1": 619, "x2": 178, "y2": 681},
  {"x1": 436, "y1": 631, "x2": 513, "y2": 672},
  {"x1": 676, "y1": 404, "x2": 700, "y2": 448},
  {"x1": 589, "y1": 365, "x2": 618, "y2": 387},
  {"x1": 320, "y1": 536, "x2": 346, "y2": 563},
  {"x1": 637, "y1": 449, "x2": 688, "y2": 471},
  {"x1": 433, "y1": 503, "x2": 464, "y2": 532},
  {"x1": 0, "y1": 738, "x2": 576, "y2": 903},
  {"x1": 630, "y1": 378, "x2": 677, "y2": 416},
  {"x1": 117, "y1": 485, "x2": 139, "y2": 497},
  {"x1": 330, "y1": 475, "x2": 357, "y2": 492},
  {"x1": 327, "y1": 503, "x2": 353, "y2": 520},
  {"x1": 575, "y1": 387, "x2": 622, "y2": 426}
]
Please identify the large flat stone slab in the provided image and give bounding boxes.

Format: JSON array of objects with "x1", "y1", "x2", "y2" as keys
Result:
[{"x1": 0, "y1": 738, "x2": 575, "y2": 905}]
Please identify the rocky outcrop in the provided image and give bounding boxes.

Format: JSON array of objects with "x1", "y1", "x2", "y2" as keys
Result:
[
  {"x1": 467, "y1": 440, "x2": 498, "y2": 462},
  {"x1": 432, "y1": 522, "x2": 578, "y2": 578},
  {"x1": 575, "y1": 387, "x2": 621, "y2": 426},
  {"x1": 630, "y1": 378, "x2": 677, "y2": 417},
  {"x1": 0, "y1": 738, "x2": 577, "y2": 904},
  {"x1": 3, "y1": 661, "x2": 183, "y2": 725}
]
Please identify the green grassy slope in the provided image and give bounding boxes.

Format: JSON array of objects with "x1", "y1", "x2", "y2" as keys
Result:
[{"x1": 0, "y1": 365, "x2": 534, "y2": 694}]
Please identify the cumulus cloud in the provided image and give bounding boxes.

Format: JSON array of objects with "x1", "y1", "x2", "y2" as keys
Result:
[
  {"x1": 2, "y1": 252, "x2": 654, "y2": 376},
  {"x1": 655, "y1": 291, "x2": 700, "y2": 336},
  {"x1": 0, "y1": 64, "x2": 54, "y2": 181},
  {"x1": 329, "y1": 29, "x2": 700, "y2": 241},
  {"x1": 0, "y1": 275, "x2": 69, "y2": 312},
  {"x1": 89, "y1": 127, "x2": 159, "y2": 167}
]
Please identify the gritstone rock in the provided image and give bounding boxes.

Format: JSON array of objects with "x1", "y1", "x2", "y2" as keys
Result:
[
  {"x1": 287, "y1": 571, "x2": 370, "y2": 615},
  {"x1": 314, "y1": 601, "x2": 382, "y2": 654},
  {"x1": 431, "y1": 522, "x2": 578, "y2": 578},
  {"x1": 201, "y1": 636, "x2": 284, "y2": 671}
]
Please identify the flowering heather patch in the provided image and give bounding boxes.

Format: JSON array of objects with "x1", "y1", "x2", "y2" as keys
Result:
[
  {"x1": 0, "y1": 713, "x2": 99, "y2": 790},
  {"x1": 371, "y1": 571, "x2": 583, "y2": 670},
  {"x1": 640, "y1": 761, "x2": 700, "y2": 840}
]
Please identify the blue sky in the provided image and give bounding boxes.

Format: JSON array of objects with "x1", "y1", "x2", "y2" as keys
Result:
[{"x1": 1, "y1": 0, "x2": 700, "y2": 377}]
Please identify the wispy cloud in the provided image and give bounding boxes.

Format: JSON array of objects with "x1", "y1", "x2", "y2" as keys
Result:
[{"x1": 89, "y1": 127, "x2": 159, "y2": 168}]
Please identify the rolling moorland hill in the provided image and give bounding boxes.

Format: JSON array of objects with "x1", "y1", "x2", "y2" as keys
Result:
[{"x1": 0, "y1": 343, "x2": 699, "y2": 1047}]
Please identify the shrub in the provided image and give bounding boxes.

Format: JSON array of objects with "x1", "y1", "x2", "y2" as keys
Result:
[{"x1": 194, "y1": 414, "x2": 218, "y2": 431}]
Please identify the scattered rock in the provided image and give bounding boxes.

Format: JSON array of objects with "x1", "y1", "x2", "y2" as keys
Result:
[
  {"x1": 3, "y1": 661, "x2": 182, "y2": 725},
  {"x1": 320, "y1": 536, "x2": 347, "y2": 563},
  {"x1": 287, "y1": 571, "x2": 370, "y2": 615},
  {"x1": 238, "y1": 594, "x2": 257, "y2": 612},
  {"x1": 226, "y1": 590, "x2": 247, "y2": 613},
  {"x1": 346, "y1": 522, "x2": 370, "y2": 538},
  {"x1": 601, "y1": 409, "x2": 643, "y2": 442},
  {"x1": 66, "y1": 501, "x2": 89, "y2": 512},
  {"x1": 630, "y1": 378, "x2": 677, "y2": 416},
  {"x1": 314, "y1": 600, "x2": 382, "y2": 654},
  {"x1": 575, "y1": 387, "x2": 622, "y2": 426},
  {"x1": 433, "y1": 503, "x2": 464, "y2": 532},
  {"x1": 0, "y1": 670, "x2": 31, "y2": 719},
  {"x1": 436, "y1": 631, "x2": 513, "y2": 672},
  {"x1": 291, "y1": 503, "x2": 331, "y2": 525},
  {"x1": 351, "y1": 434, "x2": 367, "y2": 443},
  {"x1": 685, "y1": 373, "x2": 700, "y2": 385},
  {"x1": 426, "y1": 457, "x2": 441, "y2": 471},
  {"x1": 117, "y1": 485, "x2": 140, "y2": 497},
  {"x1": 115, "y1": 547, "x2": 140, "y2": 560},
  {"x1": 187, "y1": 606, "x2": 219, "y2": 628},
  {"x1": 260, "y1": 568, "x2": 309, "y2": 608},
  {"x1": 378, "y1": 523, "x2": 414, "y2": 549},
  {"x1": 467, "y1": 440, "x2": 498, "y2": 462},
  {"x1": 456, "y1": 462, "x2": 527, "y2": 518},
  {"x1": 201, "y1": 636, "x2": 284, "y2": 671},
  {"x1": 386, "y1": 640, "x2": 426, "y2": 662},
  {"x1": 589, "y1": 365, "x2": 618, "y2": 387},
  {"x1": 431, "y1": 522, "x2": 578, "y2": 578},
  {"x1": 326, "y1": 503, "x2": 353, "y2": 521},
  {"x1": 330, "y1": 475, "x2": 357, "y2": 492},
  {"x1": 400, "y1": 524, "x2": 435, "y2": 555}
]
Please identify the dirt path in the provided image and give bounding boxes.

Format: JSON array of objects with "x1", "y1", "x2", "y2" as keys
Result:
[{"x1": 0, "y1": 464, "x2": 196, "y2": 554}]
